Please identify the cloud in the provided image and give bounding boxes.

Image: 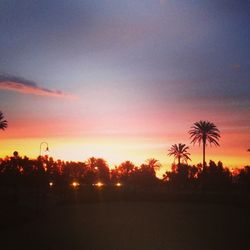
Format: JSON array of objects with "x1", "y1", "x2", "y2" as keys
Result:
[{"x1": 0, "y1": 75, "x2": 76, "y2": 99}]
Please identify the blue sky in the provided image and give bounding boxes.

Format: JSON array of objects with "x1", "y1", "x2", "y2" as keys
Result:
[{"x1": 0, "y1": 0, "x2": 249, "y2": 168}]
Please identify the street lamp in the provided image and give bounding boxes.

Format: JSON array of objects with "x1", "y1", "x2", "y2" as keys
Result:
[{"x1": 39, "y1": 142, "x2": 49, "y2": 156}]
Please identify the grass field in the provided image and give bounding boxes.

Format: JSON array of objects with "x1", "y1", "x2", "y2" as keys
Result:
[{"x1": 1, "y1": 201, "x2": 249, "y2": 250}]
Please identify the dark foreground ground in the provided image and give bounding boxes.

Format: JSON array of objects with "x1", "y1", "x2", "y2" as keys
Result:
[{"x1": 1, "y1": 200, "x2": 249, "y2": 250}]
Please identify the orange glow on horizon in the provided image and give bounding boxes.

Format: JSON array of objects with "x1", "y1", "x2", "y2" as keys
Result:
[
  {"x1": 0, "y1": 122, "x2": 249, "y2": 181},
  {"x1": 0, "y1": 135, "x2": 249, "y2": 170}
]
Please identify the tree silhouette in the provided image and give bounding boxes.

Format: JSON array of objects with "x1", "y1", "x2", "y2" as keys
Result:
[
  {"x1": 85, "y1": 157, "x2": 110, "y2": 184},
  {"x1": 116, "y1": 161, "x2": 135, "y2": 184},
  {"x1": 145, "y1": 158, "x2": 161, "y2": 171},
  {"x1": 0, "y1": 111, "x2": 8, "y2": 130},
  {"x1": 189, "y1": 121, "x2": 220, "y2": 168},
  {"x1": 118, "y1": 161, "x2": 135, "y2": 176},
  {"x1": 168, "y1": 143, "x2": 191, "y2": 166}
]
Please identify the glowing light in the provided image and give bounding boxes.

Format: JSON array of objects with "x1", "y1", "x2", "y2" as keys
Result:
[
  {"x1": 49, "y1": 182, "x2": 53, "y2": 187},
  {"x1": 94, "y1": 182, "x2": 104, "y2": 187},
  {"x1": 116, "y1": 182, "x2": 122, "y2": 187},
  {"x1": 72, "y1": 181, "x2": 80, "y2": 188},
  {"x1": 43, "y1": 163, "x2": 48, "y2": 171}
]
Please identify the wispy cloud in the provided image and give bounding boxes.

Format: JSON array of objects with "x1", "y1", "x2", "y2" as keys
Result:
[{"x1": 0, "y1": 75, "x2": 77, "y2": 99}]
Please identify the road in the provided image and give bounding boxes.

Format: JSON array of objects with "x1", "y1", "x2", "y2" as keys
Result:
[{"x1": 1, "y1": 201, "x2": 249, "y2": 250}]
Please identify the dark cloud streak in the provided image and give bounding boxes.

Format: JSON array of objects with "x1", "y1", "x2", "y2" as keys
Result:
[{"x1": 0, "y1": 75, "x2": 76, "y2": 99}]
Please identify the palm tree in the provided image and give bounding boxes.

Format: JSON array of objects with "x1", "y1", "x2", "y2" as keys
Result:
[
  {"x1": 118, "y1": 161, "x2": 135, "y2": 176},
  {"x1": 0, "y1": 111, "x2": 7, "y2": 131},
  {"x1": 189, "y1": 120, "x2": 220, "y2": 168},
  {"x1": 168, "y1": 143, "x2": 191, "y2": 166},
  {"x1": 145, "y1": 158, "x2": 161, "y2": 170}
]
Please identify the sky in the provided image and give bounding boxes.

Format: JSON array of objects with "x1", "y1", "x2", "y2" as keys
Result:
[{"x1": 0, "y1": 0, "x2": 249, "y2": 175}]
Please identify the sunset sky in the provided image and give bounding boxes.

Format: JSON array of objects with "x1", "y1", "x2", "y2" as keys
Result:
[{"x1": 0, "y1": 0, "x2": 249, "y2": 173}]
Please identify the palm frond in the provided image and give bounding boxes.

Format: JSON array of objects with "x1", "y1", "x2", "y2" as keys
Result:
[
  {"x1": 0, "y1": 111, "x2": 8, "y2": 130},
  {"x1": 189, "y1": 120, "x2": 220, "y2": 147},
  {"x1": 168, "y1": 143, "x2": 191, "y2": 162}
]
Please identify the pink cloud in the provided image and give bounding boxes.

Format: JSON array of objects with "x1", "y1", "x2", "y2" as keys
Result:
[{"x1": 0, "y1": 76, "x2": 76, "y2": 99}]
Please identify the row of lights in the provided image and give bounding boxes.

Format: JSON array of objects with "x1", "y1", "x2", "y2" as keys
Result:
[{"x1": 49, "y1": 181, "x2": 122, "y2": 188}]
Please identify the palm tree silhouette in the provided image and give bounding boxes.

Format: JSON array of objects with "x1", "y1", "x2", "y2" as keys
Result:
[
  {"x1": 189, "y1": 120, "x2": 220, "y2": 168},
  {"x1": 0, "y1": 111, "x2": 8, "y2": 131},
  {"x1": 168, "y1": 143, "x2": 191, "y2": 166},
  {"x1": 145, "y1": 158, "x2": 161, "y2": 170}
]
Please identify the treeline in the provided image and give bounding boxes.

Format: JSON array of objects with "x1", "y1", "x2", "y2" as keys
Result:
[{"x1": 0, "y1": 153, "x2": 249, "y2": 193}]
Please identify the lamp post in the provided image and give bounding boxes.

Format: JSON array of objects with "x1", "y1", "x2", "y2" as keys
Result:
[{"x1": 39, "y1": 142, "x2": 49, "y2": 156}]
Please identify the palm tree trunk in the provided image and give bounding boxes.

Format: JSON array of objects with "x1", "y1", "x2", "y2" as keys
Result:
[
  {"x1": 178, "y1": 156, "x2": 180, "y2": 166},
  {"x1": 202, "y1": 140, "x2": 206, "y2": 168}
]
